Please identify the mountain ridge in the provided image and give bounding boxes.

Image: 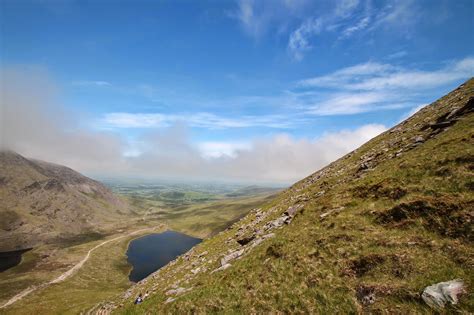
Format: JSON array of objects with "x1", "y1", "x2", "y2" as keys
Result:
[{"x1": 0, "y1": 151, "x2": 133, "y2": 251}]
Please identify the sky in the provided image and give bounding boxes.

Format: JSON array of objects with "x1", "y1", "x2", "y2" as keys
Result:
[{"x1": 1, "y1": 0, "x2": 473, "y2": 183}]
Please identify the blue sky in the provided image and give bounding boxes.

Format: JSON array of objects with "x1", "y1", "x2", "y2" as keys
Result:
[{"x1": 1, "y1": 0, "x2": 473, "y2": 182}]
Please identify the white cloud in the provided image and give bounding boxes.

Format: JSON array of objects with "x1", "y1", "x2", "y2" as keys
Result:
[
  {"x1": 231, "y1": 0, "x2": 309, "y2": 38},
  {"x1": 370, "y1": 0, "x2": 418, "y2": 31},
  {"x1": 72, "y1": 80, "x2": 111, "y2": 87},
  {"x1": 102, "y1": 112, "x2": 295, "y2": 130},
  {"x1": 124, "y1": 123, "x2": 386, "y2": 183},
  {"x1": 288, "y1": 17, "x2": 322, "y2": 60},
  {"x1": 308, "y1": 92, "x2": 392, "y2": 115},
  {"x1": 1, "y1": 67, "x2": 126, "y2": 173},
  {"x1": 198, "y1": 141, "x2": 251, "y2": 159},
  {"x1": 103, "y1": 113, "x2": 170, "y2": 128},
  {"x1": 340, "y1": 16, "x2": 370, "y2": 38},
  {"x1": 296, "y1": 57, "x2": 474, "y2": 115},
  {"x1": 350, "y1": 58, "x2": 474, "y2": 91},
  {"x1": 298, "y1": 61, "x2": 394, "y2": 88},
  {"x1": 235, "y1": 0, "x2": 260, "y2": 37},
  {"x1": 286, "y1": 0, "x2": 421, "y2": 60},
  {"x1": 209, "y1": 123, "x2": 387, "y2": 182},
  {"x1": 335, "y1": 0, "x2": 360, "y2": 18},
  {"x1": 386, "y1": 50, "x2": 408, "y2": 60},
  {"x1": 299, "y1": 58, "x2": 474, "y2": 91}
]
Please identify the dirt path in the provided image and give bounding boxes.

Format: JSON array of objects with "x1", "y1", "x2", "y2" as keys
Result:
[{"x1": 0, "y1": 227, "x2": 157, "y2": 309}]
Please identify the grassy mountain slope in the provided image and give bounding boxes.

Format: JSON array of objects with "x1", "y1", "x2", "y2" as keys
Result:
[
  {"x1": 101, "y1": 78, "x2": 474, "y2": 314},
  {"x1": 0, "y1": 151, "x2": 134, "y2": 251}
]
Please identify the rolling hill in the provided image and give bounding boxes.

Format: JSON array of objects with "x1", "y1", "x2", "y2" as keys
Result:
[
  {"x1": 0, "y1": 151, "x2": 134, "y2": 251},
  {"x1": 100, "y1": 78, "x2": 473, "y2": 313}
]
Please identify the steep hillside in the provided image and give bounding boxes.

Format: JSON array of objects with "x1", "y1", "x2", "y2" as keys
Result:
[
  {"x1": 0, "y1": 151, "x2": 134, "y2": 251},
  {"x1": 101, "y1": 79, "x2": 474, "y2": 314}
]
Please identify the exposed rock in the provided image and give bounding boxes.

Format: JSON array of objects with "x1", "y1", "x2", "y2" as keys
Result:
[
  {"x1": 284, "y1": 205, "x2": 299, "y2": 218},
  {"x1": 211, "y1": 263, "x2": 232, "y2": 274},
  {"x1": 221, "y1": 248, "x2": 245, "y2": 266},
  {"x1": 446, "y1": 97, "x2": 474, "y2": 119},
  {"x1": 414, "y1": 136, "x2": 425, "y2": 143},
  {"x1": 165, "y1": 297, "x2": 176, "y2": 304},
  {"x1": 264, "y1": 216, "x2": 288, "y2": 230},
  {"x1": 320, "y1": 207, "x2": 344, "y2": 220},
  {"x1": 421, "y1": 279, "x2": 466, "y2": 310},
  {"x1": 249, "y1": 233, "x2": 275, "y2": 249}
]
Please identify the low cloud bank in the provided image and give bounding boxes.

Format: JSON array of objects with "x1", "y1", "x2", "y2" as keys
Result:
[
  {"x1": 126, "y1": 123, "x2": 386, "y2": 183},
  {"x1": 1, "y1": 67, "x2": 385, "y2": 183},
  {"x1": 0, "y1": 66, "x2": 126, "y2": 173}
]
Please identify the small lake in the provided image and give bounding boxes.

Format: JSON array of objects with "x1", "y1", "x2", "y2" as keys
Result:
[
  {"x1": 0, "y1": 248, "x2": 31, "y2": 272},
  {"x1": 126, "y1": 230, "x2": 201, "y2": 282}
]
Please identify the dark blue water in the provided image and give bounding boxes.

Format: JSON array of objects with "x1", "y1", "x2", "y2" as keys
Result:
[
  {"x1": 0, "y1": 248, "x2": 31, "y2": 272},
  {"x1": 126, "y1": 231, "x2": 201, "y2": 282}
]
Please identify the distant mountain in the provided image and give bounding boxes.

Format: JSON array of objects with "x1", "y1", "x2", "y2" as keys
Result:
[
  {"x1": 0, "y1": 151, "x2": 133, "y2": 251},
  {"x1": 104, "y1": 79, "x2": 474, "y2": 313}
]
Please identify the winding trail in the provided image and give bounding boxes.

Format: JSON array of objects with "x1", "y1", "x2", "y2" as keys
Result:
[{"x1": 1, "y1": 226, "x2": 157, "y2": 309}]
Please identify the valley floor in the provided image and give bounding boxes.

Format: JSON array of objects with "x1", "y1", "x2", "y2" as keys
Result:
[
  {"x1": 0, "y1": 189, "x2": 274, "y2": 314},
  {"x1": 0, "y1": 222, "x2": 165, "y2": 314}
]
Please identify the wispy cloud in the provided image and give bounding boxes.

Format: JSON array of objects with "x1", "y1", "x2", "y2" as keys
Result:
[
  {"x1": 307, "y1": 92, "x2": 394, "y2": 116},
  {"x1": 287, "y1": 0, "x2": 420, "y2": 60},
  {"x1": 339, "y1": 16, "x2": 370, "y2": 38},
  {"x1": 299, "y1": 57, "x2": 474, "y2": 91},
  {"x1": 298, "y1": 61, "x2": 394, "y2": 88},
  {"x1": 369, "y1": 0, "x2": 419, "y2": 31},
  {"x1": 288, "y1": 17, "x2": 322, "y2": 61},
  {"x1": 386, "y1": 50, "x2": 408, "y2": 60},
  {"x1": 102, "y1": 113, "x2": 169, "y2": 128},
  {"x1": 295, "y1": 57, "x2": 474, "y2": 115},
  {"x1": 72, "y1": 80, "x2": 112, "y2": 87},
  {"x1": 334, "y1": 0, "x2": 360, "y2": 18},
  {"x1": 230, "y1": 0, "x2": 310, "y2": 39},
  {"x1": 102, "y1": 112, "x2": 297, "y2": 130}
]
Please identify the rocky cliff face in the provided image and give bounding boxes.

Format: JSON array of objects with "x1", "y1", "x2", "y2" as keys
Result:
[
  {"x1": 0, "y1": 151, "x2": 132, "y2": 251},
  {"x1": 102, "y1": 79, "x2": 472, "y2": 313}
]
